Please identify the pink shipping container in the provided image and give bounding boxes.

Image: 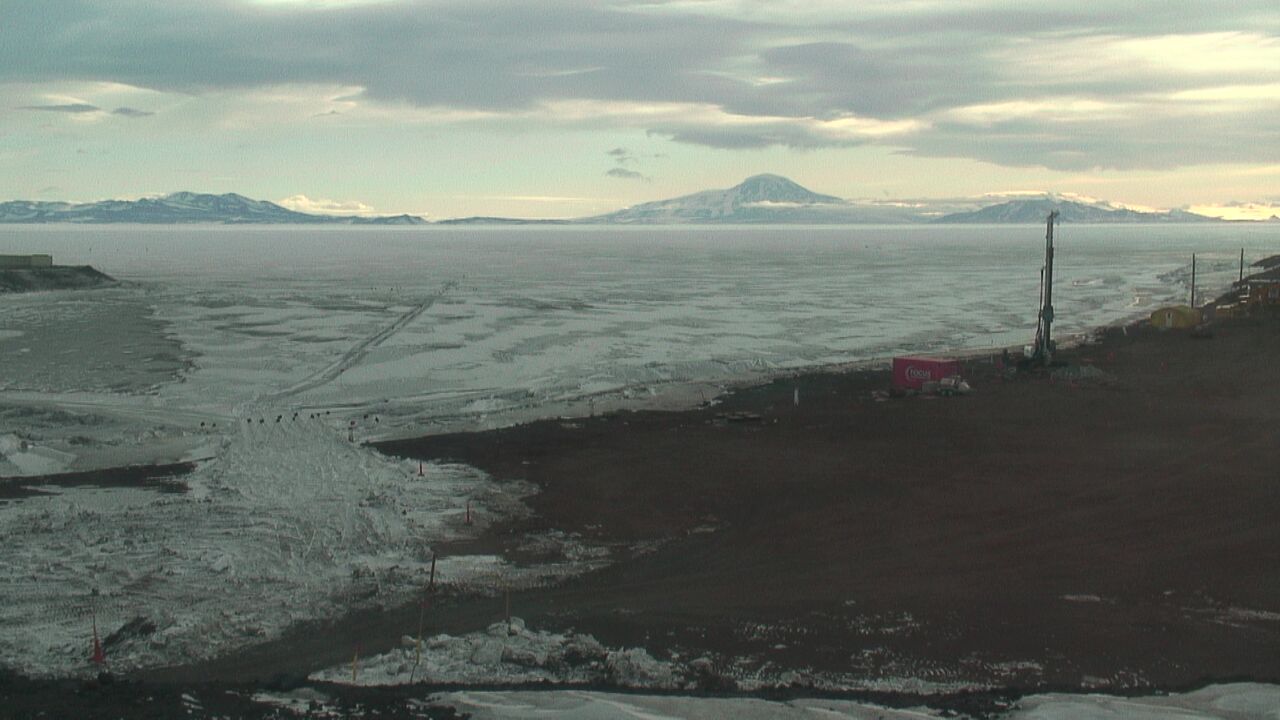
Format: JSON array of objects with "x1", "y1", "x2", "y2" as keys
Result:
[{"x1": 892, "y1": 356, "x2": 962, "y2": 390}]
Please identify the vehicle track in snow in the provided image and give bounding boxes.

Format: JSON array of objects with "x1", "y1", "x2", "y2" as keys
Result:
[{"x1": 269, "y1": 280, "x2": 456, "y2": 401}]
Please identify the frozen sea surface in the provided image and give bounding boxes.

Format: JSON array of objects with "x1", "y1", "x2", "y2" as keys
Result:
[{"x1": 3, "y1": 224, "x2": 1274, "y2": 447}]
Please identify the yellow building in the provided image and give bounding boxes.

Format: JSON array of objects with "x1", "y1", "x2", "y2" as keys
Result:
[{"x1": 1150, "y1": 305, "x2": 1201, "y2": 329}]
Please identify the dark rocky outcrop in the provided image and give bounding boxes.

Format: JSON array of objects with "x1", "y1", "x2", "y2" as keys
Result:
[{"x1": 0, "y1": 265, "x2": 117, "y2": 293}]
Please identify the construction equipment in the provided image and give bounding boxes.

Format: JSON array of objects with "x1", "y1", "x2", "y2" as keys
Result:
[{"x1": 1029, "y1": 210, "x2": 1059, "y2": 365}]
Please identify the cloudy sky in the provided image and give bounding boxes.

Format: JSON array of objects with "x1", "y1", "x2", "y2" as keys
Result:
[{"x1": 2, "y1": 0, "x2": 1278, "y2": 219}]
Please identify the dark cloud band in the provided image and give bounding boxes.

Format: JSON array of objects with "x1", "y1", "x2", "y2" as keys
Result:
[
  {"x1": 4, "y1": 0, "x2": 1277, "y2": 170},
  {"x1": 111, "y1": 106, "x2": 154, "y2": 117},
  {"x1": 20, "y1": 103, "x2": 100, "y2": 113},
  {"x1": 606, "y1": 167, "x2": 649, "y2": 181}
]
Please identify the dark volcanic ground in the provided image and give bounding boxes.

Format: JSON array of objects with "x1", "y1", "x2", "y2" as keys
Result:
[
  {"x1": 368, "y1": 319, "x2": 1280, "y2": 692},
  {"x1": 0, "y1": 265, "x2": 116, "y2": 293}
]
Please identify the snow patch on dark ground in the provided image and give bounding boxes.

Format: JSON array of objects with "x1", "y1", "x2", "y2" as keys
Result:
[
  {"x1": 313, "y1": 616, "x2": 989, "y2": 697},
  {"x1": 312, "y1": 617, "x2": 676, "y2": 689}
]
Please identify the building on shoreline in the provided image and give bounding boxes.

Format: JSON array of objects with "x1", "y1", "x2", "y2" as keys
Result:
[
  {"x1": 1150, "y1": 305, "x2": 1201, "y2": 329},
  {"x1": 1240, "y1": 267, "x2": 1280, "y2": 307},
  {"x1": 1213, "y1": 263, "x2": 1280, "y2": 318},
  {"x1": 0, "y1": 254, "x2": 53, "y2": 268}
]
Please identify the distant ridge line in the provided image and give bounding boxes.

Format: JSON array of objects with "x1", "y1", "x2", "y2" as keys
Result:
[
  {"x1": 0, "y1": 192, "x2": 429, "y2": 225},
  {"x1": 0, "y1": 180, "x2": 1235, "y2": 225}
]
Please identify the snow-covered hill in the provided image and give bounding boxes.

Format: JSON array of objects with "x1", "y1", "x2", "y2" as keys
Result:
[
  {"x1": 0, "y1": 192, "x2": 428, "y2": 225},
  {"x1": 934, "y1": 197, "x2": 1217, "y2": 223},
  {"x1": 587, "y1": 179, "x2": 1223, "y2": 225}
]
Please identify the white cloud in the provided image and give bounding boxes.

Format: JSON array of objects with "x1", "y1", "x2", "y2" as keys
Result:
[
  {"x1": 1167, "y1": 83, "x2": 1280, "y2": 106},
  {"x1": 446, "y1": 194, "x2": 608, "y2": 203},
  {"x1": 1188, "y1": 202, "x2": 1280, "y2": 221},
  {"x1": 277, "y1": 194, "x2": 376, "y2": 215},
  {"x1": 942, "y1": 98, "x2": 1135, "y2": 126},
  {"x1": 1113, "y1": 32, "x2": 1280, "y2": 75}
]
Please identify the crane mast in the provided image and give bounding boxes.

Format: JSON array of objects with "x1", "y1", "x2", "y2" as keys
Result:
[{"x1": 1033, "y1": 210, "x2": 1059, "y2": 364}]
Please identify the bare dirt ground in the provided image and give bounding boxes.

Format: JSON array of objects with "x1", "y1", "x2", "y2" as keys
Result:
[
  {"x1": 6, "y1": 316, "x2": 1280, "y2": 717},
  {"x1": 370, "y1": 317, "x2": 1280, "y2": 692},
  {"x1": 0, "y1": 461, "x2": 193, "y2": 501}
]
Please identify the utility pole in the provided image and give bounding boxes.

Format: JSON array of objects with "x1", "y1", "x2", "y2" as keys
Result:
[{"x1": 1190, "y1": 253, "x2": 1197, "y2": 308}]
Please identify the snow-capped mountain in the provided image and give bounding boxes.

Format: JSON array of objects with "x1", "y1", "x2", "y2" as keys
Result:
[
  {"x1": 933, "y1": 197, "x2": 1216, "y2": 223},
  {"x1": 585, "y1": 178, "x2": 1218, "y2": 224},
  {"x1": 0, "y1": 192, "x2": 427, "y2": 224},
  {"x1": 586, "y1": 174, "x2": 876, "y2": 224}
]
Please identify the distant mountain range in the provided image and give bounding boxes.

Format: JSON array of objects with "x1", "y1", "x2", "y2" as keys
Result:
[
  {"x1": 0, "y1": 192, "x2": 427, "y2": 225},
  {"x1": 931, "y1": 197, "x2": 1216, "y2": 224},
  {"x1": 509, "y1": 175, "x2": 1221, "y2": 225},
  {"x1": 0, "y1": 179, "x2": 1232, "y2": 225}
]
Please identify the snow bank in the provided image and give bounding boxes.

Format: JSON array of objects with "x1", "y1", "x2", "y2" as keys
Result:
[
  {"x1": 1007, "y1": 682, "x2": 1280, "y2": 719},
  {"x1": 0, "y1": 433, "x2": 75, "y2": 475},
  {"x1": 431, "y1": 690, "x2": 943, "y2": 720},
  {"x1": 312, "y1": 616, "x2": 678, "y2": 689},
  {"x1": 311, "y1": 615, "x2": 985, "y2": 696},
  {"x1": 313, "y1": 618, "x2": 599, "y2": 687},
  {"x1": 246, "y1": 682, "x2": 1280, "y2": 720},
  {"x1": 422, "y1": 683, "x2": 1280, "y2": 720}
]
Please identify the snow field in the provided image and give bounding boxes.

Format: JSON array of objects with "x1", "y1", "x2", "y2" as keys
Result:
[
  {"x1": 1008, "y1": 683, "x2": 1280, "y2": 719},
  {"x1": 0, "y1": 413, "x2": 545, "y2": 676},
  {"x1": 425, "y1": 684, "x2": 1280, "y2": 719},
  {"x1": 430, "y1": 692, "x2": 949, "y2": 719},
  {"x1": 245, "y1": 682, "x2": 1280, "y2": 719}
]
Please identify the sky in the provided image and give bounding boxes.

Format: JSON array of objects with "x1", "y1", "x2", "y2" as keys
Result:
[{"x1": 1, "y1": 0, "x2": 1278, "y2": 220}]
